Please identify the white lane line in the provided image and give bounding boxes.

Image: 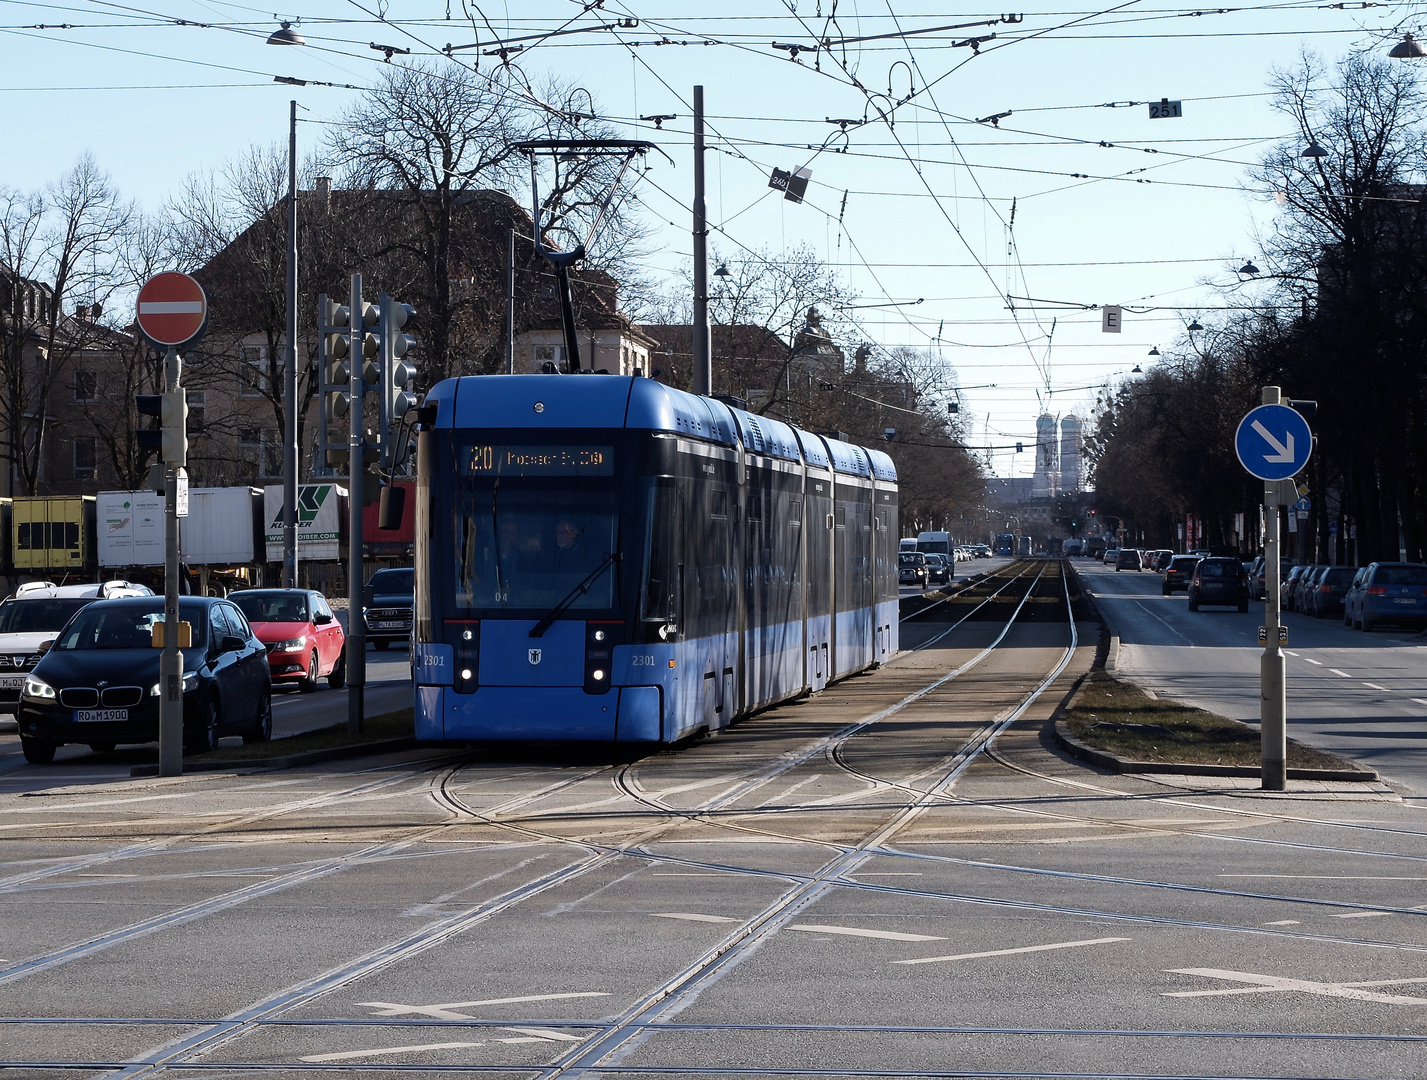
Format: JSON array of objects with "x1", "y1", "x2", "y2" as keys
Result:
[
  {"x1": 787, "y1": 923, "x2": 944, "y2": 942},
  {"x1": 1329, "y1": 668, "x2": 1352, "y2": 678},
  {"x1": 1165, "y1": 969, "x2": 1427, "y2": 1005},
  {"x1": 1363, "y1": 682, "x2": 1389, "y2": 691},
  {"x1": 504, "y1": 1026, "x2": 583, "y2": 1042},
  {"x1": 1412, "y1": 699, "x2": 1427, "y2": 707},
  {"x1": 894, "y1": 936, "x2": 1129, "y2": 965},
  {"x1": 1330, "y1": 911, "x2": 1392, "y2": 919},
  {"x1": 1262, "y1": 920, "x2": 1300, "y2": 926},
  {"x1": 359, "y1": 992, "x2": 609, "y2": 1020},
  {"x1": 651, "y1": 912, "x2": 739, "y2": 923},
  {"x1": 301, "y1": 1041, "x2": 483, "y2": 1062},
  {"x1": 1304, "y1": 658, "x2": 1323, "y2": 666}
]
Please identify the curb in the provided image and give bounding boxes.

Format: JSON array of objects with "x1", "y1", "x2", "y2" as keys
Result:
[
  {"x1": 1051, "y1": 718, "x2": 1380, "y2": 782},
  {"x1": 129, "y1": 737, "x2": 418, "y2": 777}
]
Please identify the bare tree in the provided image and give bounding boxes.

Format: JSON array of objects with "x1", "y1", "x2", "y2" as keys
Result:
[{"x1": 0, "y1": 155, "x2": 133, "y2": 494}]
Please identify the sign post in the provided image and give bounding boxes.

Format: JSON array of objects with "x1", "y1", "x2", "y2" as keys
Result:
[
  {"x1": 1234, "y1": 388, "x2": 1313, "y2": 790},
  {"x1": 135, "y1": 272, "x2": 207, "y2": 777}
]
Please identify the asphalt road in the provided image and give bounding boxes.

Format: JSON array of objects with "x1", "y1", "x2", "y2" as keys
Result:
[
  {"x1": 2, "y1": 570, "x2": 1425, "y2": 1079},
  {"x1": 1075, "y1": 556, "x2": 1427, "y2": 797}
]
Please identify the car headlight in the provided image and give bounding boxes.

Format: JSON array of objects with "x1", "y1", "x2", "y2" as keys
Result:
[
  {"x1": 149, "y1": 672, "x2": 200, "y2": 697},
  {"x1": 22, "y1": 674, "x2": 55, "y2": 701},
  {"x1": 272, "y1": 636, "x2": 307, "y2": 653}
]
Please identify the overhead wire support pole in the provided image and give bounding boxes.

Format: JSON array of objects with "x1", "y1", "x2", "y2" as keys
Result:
[
  {"x1": 283, "y1": 98, "x2": 299, "y2": 590},
  {"x1": 506, "y1": 227, "x2": 515, "y2": 375},
  {"x1": 692, "y1": 84, "x2": 710, "y2": 397},
  {"x1": 348, "y1": 273, "x2": 366, "y2": 735},
  {"x1": 1261, "y1": 384, "x2": 1287, "y2": 791}
]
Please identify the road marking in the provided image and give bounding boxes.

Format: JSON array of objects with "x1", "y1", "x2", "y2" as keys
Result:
[
  {"x1": 1304, "y1": 658, "x2": 1323, "y2": 666},
  {"x1": 787, "y1": 923, "x2": 944, "y2": 942},
  {"x1": 504, "y1": 1026, "x2": 583, "y2": 1042},
  {"x1": 652, "y1": 873, "x2": 727, "y2": 877},
  {"x1": 894, "y1": 936, "x2": 1130, "y2": 965},
  {"x1": 1165, "y1": 969, "x2": 1427, "y2": 1004},
  {"x1": 359, "y1": 992, "x2": 609, "y2": 1020},
  {"x1": 301, "y1": 1041, "x2": 483, "y2": 1062},
  {"x1": 856, "y1": 872, "x2": 923, "y2": 876},
  {"x1": 1262, "y1": 920, "x2": 1300, "y2": 926},
  {"x1": 1329, "y1": 668, "x2": 1352, "y2": 678},
  {"x1": 1330, "y1": 910, "x2": 1392, "y2": 919},
  {"x1": 1363, "y1": 682, "x2": 1389, "y2": 691},
  {"x1": 1413, "y1": 699, "x2": 1427, "y2": 707},
  {"x1": 652, "y1": 912, "x2": 739, "y2": 924}
]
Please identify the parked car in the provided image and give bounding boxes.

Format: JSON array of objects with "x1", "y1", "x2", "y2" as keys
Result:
[
  {"x1": 923, "y1": 553, "x2": 950, "y2": 586},
  {"x1": 1115, "y1": 549, "x2": 1142, "y2": 572},
  {"x1": 1292, "y1": 566, "x2": 1327, "y2": 614},
  {"x1": 1148, "y1": 550, "x2": 1174, "y2": 572},
  {"x1": 1161, "y1": 555, "x2": 1201, "y2": 595},
  {"x1": 14, "y1": 595, "x2": 272, "y2": 764},
  {"x1": 1344, "y1": 562, "x2": 1427, "y2": 631},
  {"x1": 0, "y1": 580, "x2": 153, "y2": 714},
  {"x1": 1102, "y1": 548, "x2": 1121, "y2": 565},
  {"x1": 1251, "y1": 557, "x2": 1295, "y2": 601},
  {"x1": 230, "y1": 589, "x2": 346, "y2": 692},
  {"x1": 1188, "y1": 557, "x2": 1250, "y2": 612},
  {"x1": 1307, "y1": 565, "x2": 1356, "y2": 619},
  {"x1": 1279, "y1": 565, "x2": 1309, "y2": 612},
  {"x1": 898, "y1": 551, "x2": 928, "y2": 587},
  {"x1": 362, "y1": 567, "x2": 414, "y2": 650}
]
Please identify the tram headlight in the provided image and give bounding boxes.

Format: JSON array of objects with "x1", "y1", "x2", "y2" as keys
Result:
[
  {"x1": 460, "y1": 668, "x2": 473, "y2": 680},
  {"x1": 591, "y1": 669, "x2": 605, "y2": 682}
]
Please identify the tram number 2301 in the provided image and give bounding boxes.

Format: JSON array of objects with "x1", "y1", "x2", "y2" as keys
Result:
[{"x1": 631, "y1": 655, "x2": 659, "y2": 667}]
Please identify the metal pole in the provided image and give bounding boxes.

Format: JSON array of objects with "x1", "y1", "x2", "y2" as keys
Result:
[
  {"x1": 348, "y1": 273, "x2": 365, "y2": 733},
  {"x1": 283, "y1": 99, "x2": 299, "y2": 590},
  {"x1": 691, "y1": 84, "x2": 711, "y2": 397},
  {"x1": 158, "y1": 345, "x2": 183, "y2": 777},
  {"x1": 1260, "y1": 384, "x2": 1287, "y2": 791},
  {"x1": 506, "y1": 227, "x2": 515, "y2": 375}
]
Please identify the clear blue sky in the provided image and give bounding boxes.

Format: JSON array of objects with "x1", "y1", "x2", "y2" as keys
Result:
[{"x1": 2, "y1": 1, "x2": 1413, "y2": 476}]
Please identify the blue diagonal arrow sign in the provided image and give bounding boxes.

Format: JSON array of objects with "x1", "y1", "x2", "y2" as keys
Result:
[{"x1": 1235, "y1": 404, "x2": 1312, "y2": 481}]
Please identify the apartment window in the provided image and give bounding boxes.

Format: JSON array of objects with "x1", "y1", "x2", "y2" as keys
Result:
[
  {"x1": 73, "y1": 370, "x2": 97, "y2": 402},
  {"x1": 73, "y1": 437, "x2": 96, "y2": 480},
  {"x1": 186, "y1": 390, "x2": 205, "y2": 434},
  {"x1": 240, "y1": 347, "x2": 268, "y2": 397},
  {"x1": 240, "y1": 427, "x2": 283, "y2": 478}
]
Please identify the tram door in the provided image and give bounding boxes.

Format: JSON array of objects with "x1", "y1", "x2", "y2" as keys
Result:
[{"x1": 694, "y1": 479, "x2": 739, "y2": 731}]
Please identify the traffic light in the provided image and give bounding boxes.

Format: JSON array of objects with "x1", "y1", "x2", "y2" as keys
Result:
[
  {"x1": 135, "y1": 391, "x2": 188, "y2": 467},
  {"x1": 378, "y1": 294, "x2": 419, "y2": 471},
  {"x1": 317, "y1": 294, "x2": 351, "y2": 471}
]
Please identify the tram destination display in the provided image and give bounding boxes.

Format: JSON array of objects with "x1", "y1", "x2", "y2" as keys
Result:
[{"x1": 463, "y1": 444, "x2": 614, "y2": 476}]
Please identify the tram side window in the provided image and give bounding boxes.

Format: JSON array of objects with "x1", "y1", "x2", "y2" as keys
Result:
[
  {"x1": 641, "y1": 479, "x2": 682, "y2": 633},
  {"x1": 693, "y1": 486, "x2": 733, "y2": 635}
]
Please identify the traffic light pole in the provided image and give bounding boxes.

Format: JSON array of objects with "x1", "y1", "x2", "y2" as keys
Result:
[
  {"x1": 347, "y1": 273, "x2": 365, "y2": 734},
  {"x1": 159, "y1": 345, "x2": 184, "y2": 777},
  {"x1": 1260, "y1": 385, "x2": 1287, "y2": 791}
]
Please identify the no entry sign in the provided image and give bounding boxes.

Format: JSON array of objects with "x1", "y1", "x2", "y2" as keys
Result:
[{"x1": 136, "y1": 272, "x2": 208, "y2": 348}]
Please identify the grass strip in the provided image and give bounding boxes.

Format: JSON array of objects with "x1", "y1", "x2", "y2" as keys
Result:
[
  {"x1": 1063, "y1": 670, "x2": 1354, "y2": 771},
  {"x1": 187, "y1": 708, "x2": 414, "y2": 764}
]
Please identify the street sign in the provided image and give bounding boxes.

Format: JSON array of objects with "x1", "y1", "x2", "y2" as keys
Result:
[
  {"x1": 1295, "y1": 497, "x2": 1311, "y2": 512},
  {"x1": 1149, "y1": 98, "x2": 1182, "y2": 119},
  {"x1": 1101, "y1": 305, "x2": 1122, "y2": 333},
  {"x1": 136, "y1": 272, "x2": 207, "y2": 348},
  {"x1": 1234, "y1": 403, "x2": 1313, "y2": 481}
]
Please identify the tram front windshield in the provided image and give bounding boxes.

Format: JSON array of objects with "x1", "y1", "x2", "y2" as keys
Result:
[{"x1": 452, "y1": 489, "x2": 619, "y2": 613}]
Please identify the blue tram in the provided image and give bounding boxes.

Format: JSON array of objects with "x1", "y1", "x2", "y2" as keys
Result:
[{"x1": 411, "y1": 375, "x2": 899, "y2": 743}]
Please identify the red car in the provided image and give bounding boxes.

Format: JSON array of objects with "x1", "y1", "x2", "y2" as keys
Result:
[{"x1": 230, "y1": 589, "x2": 346, "y2": 692}]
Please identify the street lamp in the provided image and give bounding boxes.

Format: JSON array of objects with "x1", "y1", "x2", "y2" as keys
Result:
[
  {"x1": 1389, "y1": 32, "x2": 1427, "y2": 58},
  {"x1": 267, "y1": 20, "x2": 306, "y2": 45},
  {"x1": 1239, "y1": 260, "x2": 1260, "y2": 276}
]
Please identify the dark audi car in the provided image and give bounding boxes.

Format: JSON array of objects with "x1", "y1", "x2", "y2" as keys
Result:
[
  {"x1": 362, "y1": 567, "x2": 414, "y2": 650},
  {"x1": 14, "y1": 596, "x2": 272, "y2": 764},
  {"x1": 1187, "y1": 557, "x2": 1250, "y2": 612}
]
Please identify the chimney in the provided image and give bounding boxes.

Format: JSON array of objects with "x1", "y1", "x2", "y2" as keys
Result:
[
  {"x1": 316, "y1": 176, "x2": 332, "y2": 214},
  {"x1": 74, "y1": 303, "x2": 89, "y2": 321}
]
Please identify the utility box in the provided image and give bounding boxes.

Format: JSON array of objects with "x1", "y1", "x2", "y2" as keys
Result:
[{"x1": 11, "y1": 496, "x2": 95, "y2": 573}]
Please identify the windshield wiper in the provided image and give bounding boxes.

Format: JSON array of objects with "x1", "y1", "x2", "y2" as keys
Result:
[{"x1": 529, "y1": 551, "x2": 620, "y2": 639}]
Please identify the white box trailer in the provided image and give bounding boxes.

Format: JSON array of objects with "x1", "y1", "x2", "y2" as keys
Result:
[{"x1": 98, "y1": 488, "x2": 262, "y2": 568}]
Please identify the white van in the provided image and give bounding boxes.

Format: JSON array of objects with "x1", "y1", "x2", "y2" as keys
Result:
[{"x1": 0, "y1": 581, "x2": 153, "y2": 711}]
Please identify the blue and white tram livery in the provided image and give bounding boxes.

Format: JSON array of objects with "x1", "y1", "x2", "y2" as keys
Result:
[{"x1": 411, "y1": 374, "x2": 899, "y2": 743}]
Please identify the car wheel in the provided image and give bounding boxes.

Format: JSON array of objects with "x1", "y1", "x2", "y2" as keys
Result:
[
  {"x1": 1362, "y1": 616, "x2": 1375, "y2": 633},
  {"x1": 327, "y1": 648, "x2": 346, "y2": 690},
  {"x1": 300, "y1": 651, "x2": 320, "y2": 693},
  {"x1": 1188, "y1": 600, "x2": 1199, "y2": 612},
  {"x1": 244, "y1": 686, "x2": 272, "y2": 745},
  {"x1": 21, "y1": 736, "x2": 56, "y2": 764},
  {"x1": 1238, "y1": 601, "x2": 1249, "y2": 613},
  {"x1": 87, "y1": 741, "x2": 116, "y2": 753},
  {"x1": 1162, "y1": 587, "x2": 1170, "y2": 596},
  {"x1": 372, "y1": 639, "x2": 389, "y2": 651},
  {"x1": 186, "y1": 696, "x2": 220, "y2": 755},
  {"x1": 1344, "y1": 611, "x2": 1353, "y2": 627}
]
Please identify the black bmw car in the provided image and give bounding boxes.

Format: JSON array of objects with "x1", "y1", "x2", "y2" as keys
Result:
[{"x1": 14, "y1": 596, "x2": 272, "y2": 764}]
